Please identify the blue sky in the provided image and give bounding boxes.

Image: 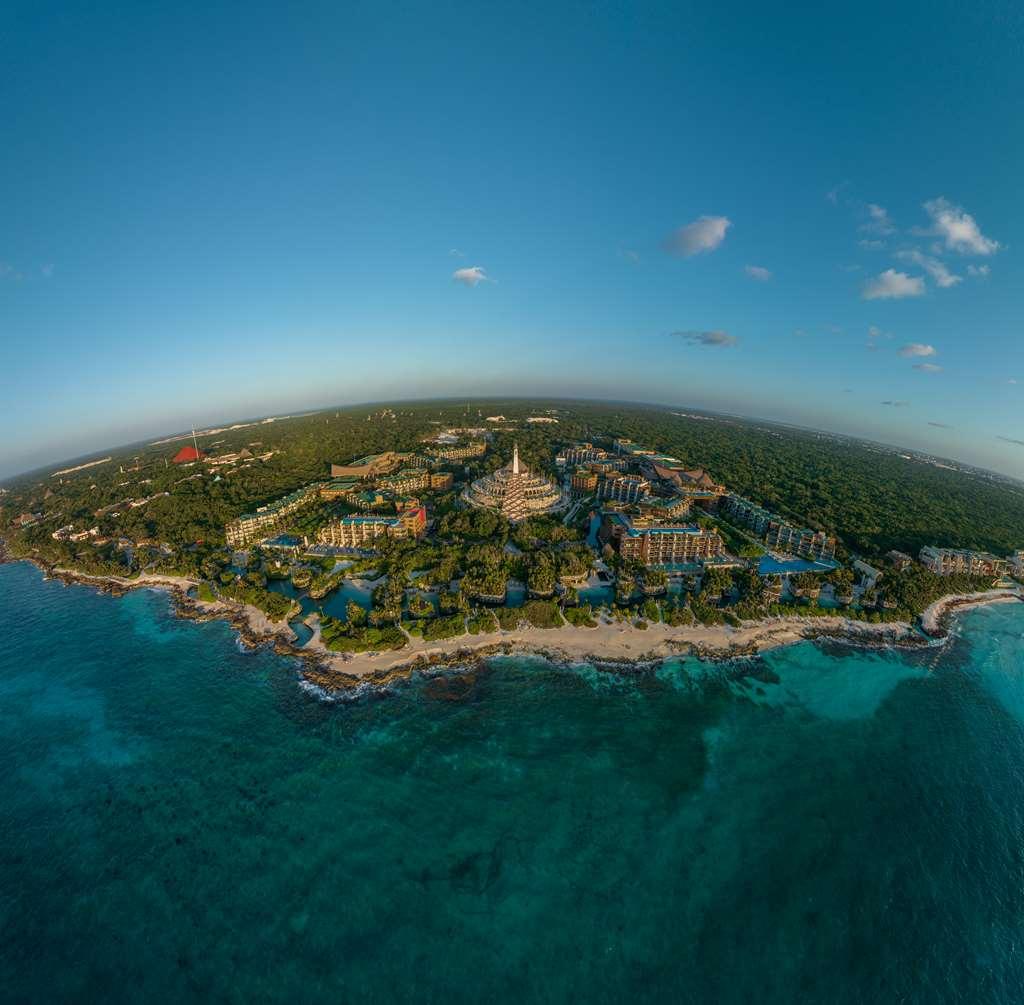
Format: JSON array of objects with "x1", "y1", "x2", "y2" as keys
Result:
[{"x1": 2, "y1": 1, "x2": 1023, "y2": 479}]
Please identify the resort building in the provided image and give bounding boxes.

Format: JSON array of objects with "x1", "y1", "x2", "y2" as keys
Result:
[
  {"x1": 602, "y1": 512, "x2": 724, "y2": 566},
  {"x1": 225, "y1": 483, "x2": 323, "y2": 547},
  {"x1": 853, "y1": 560, "x2": 883, "y2": 589},
  {"x1": 637, "y1": 494, "x2": 692, "y2": 520},
  {"x1": 609, "y1": 439, "x2": 725, "y2": 501},
  {"x1": 597, "y1": 473, "x2": 650, "y2": 504},
  {"x1": 316, "y1": 507, "x2": 426, "y2": 548},
  {"x1": 570, "y1": 468, "x2": 599, "y2": 495},
  {"x1": 1013, "y1": 550, "x2": 1024, "y2": 579},
  {"x1": 353, "y1": 489, "x2": 389, "y2": 510},
  {"x1": 764, "y1": 524, "x2": 836, "y2": 562},
  {"x1": 613, "y1": 438, "x2": 658, "y2": 458},
  {"x1": 463, "y1": 444, "x2": 568, "y2": 522},
  {"x1": 558, "y1": 442, "x2": 608, "y2": 466},
  {"x1": 919, "y1": 546, "x2": 1009, "y2": 578},
  {"x1": 329, "y1": 452, "x2": 402, "y2": 480},
  {"x1": 377, "y1": 467, "x2": 432, "y2": 495},
  {"x1": 723, "y1": 494, "x2": 837, "y2": 562},
  {"x1": 429, "y1": 472, "x2": 454, "y2": 491},
  {"x1": 427, "y1": 441, "x2": 487, "y2": 462},
  {"x1": 643, "y1": 462, "x2": 726, "y2": 499},
  {"x1": 320, "y1": 477, "x2": 362, "y2": 500},
  {"x1": 886, "y1": 550, "x2": 915, "y2": 571}
]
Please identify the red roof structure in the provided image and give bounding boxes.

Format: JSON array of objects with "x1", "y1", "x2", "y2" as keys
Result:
[{"x1": 172, "y1": 445, "x2": 205, "y2": 464}]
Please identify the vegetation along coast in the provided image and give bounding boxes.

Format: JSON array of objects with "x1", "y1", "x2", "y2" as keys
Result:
[{"x1": 3, "y1": 400, "x2": 1023, "y2": 697}]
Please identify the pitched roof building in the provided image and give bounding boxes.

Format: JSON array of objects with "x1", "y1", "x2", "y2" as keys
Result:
[{"x1": 172, "y1": 445, "x2": 205, "y2": 464}]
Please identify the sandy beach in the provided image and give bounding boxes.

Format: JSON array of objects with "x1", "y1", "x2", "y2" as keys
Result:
[
  {"x1": 919, "y1": 589, "x2": 1022, "y2": 635},
  {"x1": 28, "y1": 559, "x2": 1023, "y2": 691},
  {"x1": 297, "y1": 612, "x2": 917, "y2": 686}
]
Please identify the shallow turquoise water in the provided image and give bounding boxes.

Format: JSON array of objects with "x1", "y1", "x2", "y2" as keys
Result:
[{"x1": 2, "y1": 560, "x2": 1024, "y2": 1003}]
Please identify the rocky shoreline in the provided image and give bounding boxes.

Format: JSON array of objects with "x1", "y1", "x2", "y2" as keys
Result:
[{"x1": 3, "y1": 546, "x2": 1020, "y2": 700}]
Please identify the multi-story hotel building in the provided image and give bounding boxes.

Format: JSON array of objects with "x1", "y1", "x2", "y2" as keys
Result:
[
  {"x1": 597, "y1": 472, "x2": 650, "y2": 504},
  {"x1": 723, "y1": 494, "x2": 837, "y2": 562},
  {"x1": 316, "y1": 507, "x2": 426, "y2": 549},
  {"x1": 427, "y1": 441, "x2": 487, "y2": 462},
  {"x1": 603, "y1": 512, "x2": 724, "y2": 566},
  {"x1": 637, "y1": 494, "x2": 692, "y2": 520},
  {"x1": 558, "y1": 442, "x2": 607, "y2": 466},
  {"x1": 377, "y1": 467, "x2": 432, "y2": 494},
  {"x1": 919, "y1": 546, "x2": 1009, "y2": 578},
  {"x1": 429, "y1": 471, "x2": 454, "y2": 491},
  {"x1": 764, "y1": 524, "x2": 836, "y2": 562},
  {"x1": 570, "y1": 468, "x2": 599, "y2": 495},
  {"x1": 319, "y1": 477, "x2": 361, "y2": 500},
  {"x1": 225, "y1": 483, "x2": 324, "y2": 547}
]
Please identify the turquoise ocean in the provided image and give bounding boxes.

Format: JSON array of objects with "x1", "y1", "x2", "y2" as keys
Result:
[{"x1": 2, "y1": 559, "x2": 1024, "y2": 1003}]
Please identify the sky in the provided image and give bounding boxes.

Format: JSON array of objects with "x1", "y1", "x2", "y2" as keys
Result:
[{"x1": 2, "y1": 0, "x2": 1023, "y2": 479}]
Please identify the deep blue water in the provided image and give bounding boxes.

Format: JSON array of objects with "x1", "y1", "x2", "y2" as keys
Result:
[{"x1": 3, "y1": 559, "x2": 1024, "y2": 1003}]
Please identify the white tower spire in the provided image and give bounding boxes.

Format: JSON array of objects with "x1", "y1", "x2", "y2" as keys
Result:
[{"x1": 512, "y1": 442, "x2": 520, "y2": 474}]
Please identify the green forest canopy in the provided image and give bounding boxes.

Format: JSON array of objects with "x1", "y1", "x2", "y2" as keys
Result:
[{"x1": 3, "y1": 398, "x2": 1022, "y2": 561}]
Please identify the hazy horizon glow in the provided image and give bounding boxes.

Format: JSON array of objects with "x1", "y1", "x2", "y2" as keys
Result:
[{"x1": 3, "y1": 3, "x2": 1023, "y2": 478}]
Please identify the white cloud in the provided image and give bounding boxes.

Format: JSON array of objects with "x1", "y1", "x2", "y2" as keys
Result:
[
  {"x1": 452, "y1": 266, "x2": 490, "y2": 287},
  {"x1": 913, "y1": 363, "x2": 943, "y2": 373},
  {"x1": 744, "y1": 264, "x2": 771, "y2": 281},
  {"x1": 866, "y1": 324, "x2": 893, "y2": 349},
  {"x1": 861, "y1": 203, "x2": 895, "y2": 236},
  {"x1": 899, "y1": 343, "x2": 937, "y2": 357},
  {"x1": 672, "y1": 329, "x2": 737, "y2": 347},
  {"x1": 858, "y1": 239, "x2": 886, "y2": 251},
  {"x1": 826, "y1": 181, "x2": 849, "y2": 205},
  {"x1": 664, "y1": 215, "x2": 731, "y2": 257},
  {"x1": 862, "y1": 269, "x2": 925, "y2": 300},
  {"x1": 448, "y1": 248, "x2": 465, "y2": 258},
  {"x1": 923, "y1": 197, "x2": 1000, "y2": 255},
  {"x1": 967, "y1": 264, "x2": 990, "y2": 278},
  {"x1": 896, "y1": 249, "x2": 961, "y2": 288}
]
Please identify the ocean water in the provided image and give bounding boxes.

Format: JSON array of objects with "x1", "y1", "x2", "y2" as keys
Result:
[{"x1": 2, "y1": 560, "x2": 1024, "y2": 1003}]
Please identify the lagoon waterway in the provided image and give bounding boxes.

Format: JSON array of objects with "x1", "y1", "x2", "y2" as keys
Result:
[{"x1": 2, "y1": 559, "x2": 1024, "y2": 1002}]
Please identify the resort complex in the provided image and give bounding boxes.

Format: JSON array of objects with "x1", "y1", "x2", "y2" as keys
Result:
[
  {"x1": 463, "y1": 444, "x2": 568, "y2": 522},
  {"x1": 218, "y1": 427, "x2": 1015, "y2": 615},
  {"x1": 6, "y1": 404, "x2": 1023, "y2": 658}
]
